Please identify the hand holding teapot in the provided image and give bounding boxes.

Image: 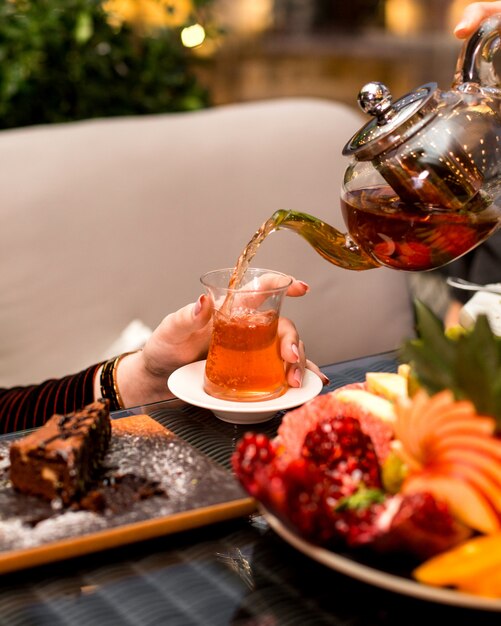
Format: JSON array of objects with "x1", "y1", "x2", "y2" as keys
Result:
[{"x1": 454, "y1": 2, "x2": 501, "y2": 39}]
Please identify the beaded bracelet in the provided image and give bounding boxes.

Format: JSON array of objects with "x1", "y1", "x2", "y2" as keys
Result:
[{"x1": 100, "y1": 352, "x2": 135, "y2": 411}]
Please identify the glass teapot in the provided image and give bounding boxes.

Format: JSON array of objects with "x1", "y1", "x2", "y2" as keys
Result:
[{"x1": 271, "y1": 15, "x2": 501, "y2": 272}]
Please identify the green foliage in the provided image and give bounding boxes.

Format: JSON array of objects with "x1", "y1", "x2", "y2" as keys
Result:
[
  {"x1": 336, "y1": 486, "x2": 386, "y2": 511},
  {"x1": 400, "y1": 300, "x2": 501, "y2": 430},
  {"x1": 0, "y1": 0, "x2": 210, "y2": 128}
]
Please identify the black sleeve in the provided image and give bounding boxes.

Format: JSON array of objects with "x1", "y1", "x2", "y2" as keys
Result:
[{"x1": 0, "y1": 363, "x2": 103, "y2": 434}]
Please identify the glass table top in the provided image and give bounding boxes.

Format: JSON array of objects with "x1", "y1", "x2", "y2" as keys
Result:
[{"x1": 1, "y1": 352, "x2": 499, "y2": 625}]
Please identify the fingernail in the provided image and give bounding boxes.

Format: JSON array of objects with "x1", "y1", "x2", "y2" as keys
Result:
[
  {"x1": 321, "y1": 373, "x2": 330, "y2": 385},
  {"x1": 454, "y1": 21, "x2": 467, "y2": 35},
  {"x1": 294, "y1": 367, "x2": 303, "y2": 386},
  {"x1": 299, "y1": 281, "x2": 310, "y2": 292},
  {"x1": 291, "y1": 343, "x2": 300, "y2": 363},
  {"x1": 193, "y1": 294, "x2": 205, "y2": 316}
]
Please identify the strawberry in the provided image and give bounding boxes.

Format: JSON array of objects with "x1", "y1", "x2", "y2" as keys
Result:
[
  {"x1": 331, "y1": 487, "x2": 387, "y2": 547},
  {"x1": 372, "y1": 492, "x2": 472, "y2": 559},
  {"x1": 429, "y1": 223, "x2": 478, "y2": 260},
  {"x1": 278, "y1": 462, "x2": 383, "y2": 546},
  {"x1": 374, "y1": 240, "x2": 431, "y2": 270},
  {"x1": 395, "y1": 241, "x2": 432, "y2": 270}
]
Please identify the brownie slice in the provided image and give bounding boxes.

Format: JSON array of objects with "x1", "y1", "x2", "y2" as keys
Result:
[{"x1": 9, "y1": 399, "x2": 111, "y2": 504}]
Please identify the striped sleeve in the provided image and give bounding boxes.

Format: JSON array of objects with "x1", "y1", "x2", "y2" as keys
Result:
[{"x1": 0, "y1": 363, "x2": 103, "y2": 434}]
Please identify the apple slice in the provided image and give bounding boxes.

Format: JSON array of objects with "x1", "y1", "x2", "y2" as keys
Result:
[
  {"x1": 393, "y1": 391, "x2": 435, "y2": 461},
  {"x1": 393, "y1": 389, "x2": 501, "y2": 533},
  {"x1": 397, "y1": 363, "x2": 411, "y2": 378},
  {"x1": 431, "y1": 416, "x2": 496, "y2": 440},
  {"x1": 403, "y1": 472, "x2": 500, "y2": 534},
  {"x1": 429, "y1": 433, "x2": 501, "y2": 460},
  {"x1": 413, "y1": 393, "x2": 480, "y2": 451},
  {"x1": 365, "y1": 372, "x2": 408, "y2": 402},
  {"x1": 394, "y1": 390, "x2": 497, "y2": 462},
  {"x1": 436, "y1": 450, "x2": 501, "y2": 487},
  {"x1": 438, "y1": 460, "x2": 501, "y2": 516},
  {"x1": 333, "y1": 388, "x2": 396, "y2": 423}
]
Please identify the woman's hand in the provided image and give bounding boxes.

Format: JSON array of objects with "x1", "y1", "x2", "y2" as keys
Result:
[
  {"x1": 454, "y1": 2, "x2": 501, "y2": 38},
  {"x1": 113, "y1": 278, "x2": 328, "y2": 408}
]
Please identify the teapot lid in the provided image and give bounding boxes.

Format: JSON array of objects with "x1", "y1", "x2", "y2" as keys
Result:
[{"x1": 343, "y1": 82, "x2": 441, "y2": 160}]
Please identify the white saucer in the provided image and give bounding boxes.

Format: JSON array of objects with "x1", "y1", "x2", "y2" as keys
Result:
[{"x1": 167, "y1": 360, "x2": 323, "y2": 424}]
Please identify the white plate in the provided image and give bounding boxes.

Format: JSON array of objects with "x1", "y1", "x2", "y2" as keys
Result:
[
  {"x1": 263, "y1": 509, "x2": 501, "y2": 612},
  {"x1": 167, "y1": 360, "x2": 323, "y2": 424}
]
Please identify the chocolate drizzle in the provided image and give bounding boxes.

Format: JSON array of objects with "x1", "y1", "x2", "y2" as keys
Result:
[{"x1": 37, "y1": 408, "x2": 106, "y2": 449}]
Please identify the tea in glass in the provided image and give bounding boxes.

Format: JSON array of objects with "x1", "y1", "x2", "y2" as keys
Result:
[{"x1": 201, "y1": 268, "x2": 291, "y2": 401}]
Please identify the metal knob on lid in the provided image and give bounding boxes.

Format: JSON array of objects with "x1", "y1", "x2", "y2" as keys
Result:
[
  {"x1": 342, "y1": 81, "x2": 482, "y2": 208},
  {"x1": 357, "y1": 82, "x2": 395, "y2": 123},
  {"x1": 343, "y1": 82, "x2": 439, "y2": 160}
]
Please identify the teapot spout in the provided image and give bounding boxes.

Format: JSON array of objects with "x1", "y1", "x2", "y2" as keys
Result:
[{"x1": 272, "y1": 210, "x2": 378, "y2": 271}]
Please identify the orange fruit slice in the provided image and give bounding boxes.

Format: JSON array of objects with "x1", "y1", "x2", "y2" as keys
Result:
[
  {"x1": 459, "y1": 562, "x2": 501, "y2": 597},
  {"x1": 413, "y1": 533, "x2": 501, "y2": 588}
]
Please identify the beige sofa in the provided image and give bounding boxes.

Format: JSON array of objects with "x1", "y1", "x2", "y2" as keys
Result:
[{"x1": 0, "y1": 98, "x2": 414, "y2": 387}]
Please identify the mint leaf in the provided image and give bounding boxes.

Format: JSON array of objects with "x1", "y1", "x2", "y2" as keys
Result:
[
  {"x1": 400, "y1": 300, "x2": 501, "y2": 430},
  {"x1": 335, "y1": 486, "x2": 386, "y2": 511}
]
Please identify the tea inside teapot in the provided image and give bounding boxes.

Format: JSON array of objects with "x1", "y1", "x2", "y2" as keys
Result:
[{"x1": 340, "y1": 163, "x2": 498, "y2": 271}]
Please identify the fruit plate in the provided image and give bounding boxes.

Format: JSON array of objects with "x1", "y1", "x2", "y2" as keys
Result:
[{"x1": 263, "y1": 508, "x2": 501, "y2": 612}]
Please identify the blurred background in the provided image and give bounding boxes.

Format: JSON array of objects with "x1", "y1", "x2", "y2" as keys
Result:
[
  {"x1": 0, "y1": 0, "x2": 474, "y2": 129},
  {"x1": 203, "y1": 0, "x2": 470, "y2": 107}
]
